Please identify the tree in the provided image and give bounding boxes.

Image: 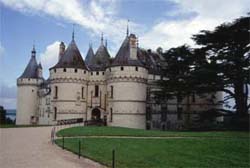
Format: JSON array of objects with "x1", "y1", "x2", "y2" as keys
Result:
[{"x1": 192, "y1": 15, "x2": 250, "y2": 116}]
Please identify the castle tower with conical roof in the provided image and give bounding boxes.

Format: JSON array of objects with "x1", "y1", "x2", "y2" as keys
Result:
[
  {"x1": 49, "y1": 34, "x2": 88, "y2": 122},
  {"x1": 16, "y1": 46, "x2": 44, "y2": 125},
  {"x1": 106, "y1": 33, "x2": 148, "y2": 129}
]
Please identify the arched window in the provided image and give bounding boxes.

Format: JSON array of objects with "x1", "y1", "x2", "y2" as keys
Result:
[
  {"x1": 54, "y1": 86, "x2": 58, "y2": 99},
  {"x1": 54, "y1": 107, "x2": 57, "y2": 120}
]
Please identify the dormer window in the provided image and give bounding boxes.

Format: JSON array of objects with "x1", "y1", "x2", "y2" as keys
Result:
[
  {"x1": 121, "y1": 66, "x2": 124, "y2": 71},
  {"x1": 63, "y1": 68, "x2": 66, "y2": 72}
]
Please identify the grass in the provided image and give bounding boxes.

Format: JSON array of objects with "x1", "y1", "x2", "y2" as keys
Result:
[
  {"x1": 56, "y1": 126, "x2": 250, "y2": 138},
  {"x1": 56, "y1": 137, "x2": 250, "y2": 168}
]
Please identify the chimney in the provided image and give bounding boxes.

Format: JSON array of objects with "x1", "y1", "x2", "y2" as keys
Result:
[
  {"x1": 129, "y1": 34, "x2": 137, "y2": 60},
  {"x1": 59, "y1": 42, "x2": 65, "y2": 61}
]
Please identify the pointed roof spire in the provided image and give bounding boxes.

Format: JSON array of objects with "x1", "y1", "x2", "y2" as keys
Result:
[
  {"x1": 72, "y1": 23, "x2": 75, "y2": 40},
  {"x1": 105, "y1": 39, "x2": 107, "y2": 48},
  {"x1": 126, "y1": 19, "x2": 130, "y2": 36},
  {"x1": 101, "y1": 32, "x2": 104, "y2": 45},
  {"x1": 31, "y1": 44, "x2": 36, "y2": 57}
]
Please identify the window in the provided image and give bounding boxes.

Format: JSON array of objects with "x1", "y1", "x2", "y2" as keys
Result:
[
  {"x1": 95, "y1": 85, "x2": 99, "y2": 97},
  {"x1": 84, "y1": 70, "x2": 86, "y2": 74},
  {"x1": 102, "y1": 72, "x2": 105, "y2": 75},
  {"x1": 54, "y1": 107, "x2": 57, "y2": 120},
  {"x1": 91, "y1": 72, "x2": 93, "y2": 75},
  {"x1": 54, "y1": 86, "x2": 58, "y2": 99},
  {"x1": 192, "y1": 93, "x2": 196, "y2": 103},
  {"x1": 75, "y1": 69, "x2": 77, "y2": 73},
  {"x1": 109, "y1": 68, "x2": 111, "y2": 72},
  {"x1": 63, "y1": 68, "x2": 66, "y2": 72},
  {"x1": 81, "y1": 87, "x2": 84, "y2": 99},
  {"x1": 135, "y1": 66, "x2": 138, "y2": 71},
  {"x1": 177, "y1": 107, "x2": 183, "y2": 120},
  {"x1": 110, "y1": 108, "x2": 113, "y2": 122},
  {"x1": 121, "y1": 66, "x2": 124, "y2": 71},
  {"x1": 96, "y1": 71, "x2": 99, "y2": 75},
  {"x1": 110, "y1": 85, "x2": 113, "y2": 98},
  {"x1": 54, "y1": 69, "x2": 56, "y2": 73}
]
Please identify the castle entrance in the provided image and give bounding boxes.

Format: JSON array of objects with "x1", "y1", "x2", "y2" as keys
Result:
[{"x1": 91, "y1": 108, "x2": 101, "y2": 121}]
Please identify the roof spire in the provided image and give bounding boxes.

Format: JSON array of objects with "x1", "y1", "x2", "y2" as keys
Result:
[
  {"x1": 126, "y1": 19, "x2": 130, "y2": 36},
  {"x1": 101, "y1": 32, "x2": 104, "y2": 45},
  {"x1": 31, "y1": 44, "x2": 36, "y2": 57},
  {"x1": 105, "y1": 39, "x2": 107, "y2": 48},
  {"x1": 72, "y1": 23, "x2": 75, "y2": 40},
  {"x1": 89, "y1": 42, "x2": 92, "y2": 48}
]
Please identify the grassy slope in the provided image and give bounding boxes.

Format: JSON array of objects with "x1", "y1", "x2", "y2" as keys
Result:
[
  {"x1": 56, "y1": 126, "x2": 250, "y2": 138},
  {"x1": 56, "y1": 137, "x2": 250, "y2": 168}
]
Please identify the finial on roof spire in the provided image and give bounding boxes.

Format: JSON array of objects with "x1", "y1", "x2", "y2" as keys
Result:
[
  {"x1": 126, "y1": 19, "x2": 130, "y2": 36},
  {"x1": 31, "y1": 44, "x2": 36, "y2": 57},
  {"x1": 72, "y1": 23, "x2": 75, "y2": 40},
  {"x1": 89, "y1": 42, "x2": 92, "y2": 48},
  {"x1": 101, "y1": 32, "x2": 104, "y2": 45}
]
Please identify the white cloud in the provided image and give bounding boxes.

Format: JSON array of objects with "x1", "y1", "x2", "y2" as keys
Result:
[
  {"x1": 0, "y1": 0, "x2": 138, "y2": 51},
  {"x1": 141, "y1": 0, "x2": 250, "y2": 50},
  {"x1": 39, "y1": 41, "x2": 62, "y2": 78}
]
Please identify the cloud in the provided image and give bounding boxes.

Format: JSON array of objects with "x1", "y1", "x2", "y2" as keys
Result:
[
  {"x1": 39, "y1": 41, "x2": 62, "y2": 78},
  {"x1": 0, "y1": 0, "x2": 138, "y2": 50},
  {"x1": 0, "y1": 83, "x2": 16, "y2": 109},
  {"x1": 140, "y1": 0, "x2": 250, "y2": 50}
]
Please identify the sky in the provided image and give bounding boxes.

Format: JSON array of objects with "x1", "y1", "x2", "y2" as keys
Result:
[{"x1": 0, "y1": 0, "x2": 249, "y2": 109}]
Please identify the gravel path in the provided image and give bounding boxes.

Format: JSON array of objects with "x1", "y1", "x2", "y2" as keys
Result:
[{"x1": 0, "y1": 127, "x2": 105, "y2": 168}]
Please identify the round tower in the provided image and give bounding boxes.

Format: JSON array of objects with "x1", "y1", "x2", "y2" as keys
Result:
[
  {"x1": 49, "y1": 35, "x2": 88, "y2": 123},
  {"x1": 16, "y1": 46, "x2": 43, "y2": 125},
  {"x1": 106, "y1": 34, "x2": 148, "y2": 129}
]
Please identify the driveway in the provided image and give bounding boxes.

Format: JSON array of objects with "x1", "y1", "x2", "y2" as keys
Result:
[{"x1": 0, "y1": 126, "x2": 104, "y2": 168}]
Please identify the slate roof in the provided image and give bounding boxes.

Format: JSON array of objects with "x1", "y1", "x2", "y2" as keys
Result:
[
  {"x1": 19, "y1": 48, "x2": 40, "y2": 79},
  {"x1": 111, "y1": 34, "x2": 144, "y2": 67},
  {"x1": 85, "y1": 45, "x2": 94, "y2": 65},
  {"x1": 50, "y1": 39, "x2": 87, "y2": 70}
]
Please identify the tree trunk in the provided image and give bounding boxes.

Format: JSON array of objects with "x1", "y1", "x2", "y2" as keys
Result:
[{"x1": 234, "y1": 82, "x2": 247, "y2": 116}]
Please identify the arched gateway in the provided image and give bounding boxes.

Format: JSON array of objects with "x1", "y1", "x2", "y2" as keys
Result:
[{"x1": 91, "y1": 108, "x2": 101, "y2": 121}]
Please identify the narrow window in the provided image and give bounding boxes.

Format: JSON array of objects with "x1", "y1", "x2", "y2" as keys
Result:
[
  {"x1": 54, "y1": 107, "x2": 57, "y2": 120},
  {"x1": 109, "y1": 68, "x2": 111, "y2": 72},
  {"x1": 82, "y1": 87, "x2": 84, "y2": 99},
  {"x1": 135, "y1": 66, "x2": 138, "y2": 71},
  {"x1": 95, "y1": 85, "x2": 99, "y2": 97},
  {"x1": 110, "y1": 108, "x2": 113, "y2": 122},
  {"x1": 96, "y1": 71, "x2": 99, "y2": 75},
  {"x1": 54, "y1": 69, "x2": 56, "y2": 73},
  {"x1": 121, "y1": 66, "x2": 124, "y2": 71},
  {"x1": 91, "y1": 72, "x2": 93, "y2": 75},
  {"x1": 177, "y1": 107, "x2": 182, "y2": 120},
  {"x1": 102, "y1": 72, "x2": 105, "y2": 75},
  {"x1": 110, "y1": 85, "x2": 113, "y2": 98},
  {"x1": 84, "y1": 70, "x2": 86, "y2": 74},
  {"x1": 63, "y1": 68, "x2": 66, "y2": 72},
  {"x1": 192, "y1": 93, "x2": 196, "y2": 103},
  {"x1": 75, "y1": 69, "x2": 77, "y2": 73},
  {"x1": 54, "y1": 86, "x2": 58, "y2": 99}
]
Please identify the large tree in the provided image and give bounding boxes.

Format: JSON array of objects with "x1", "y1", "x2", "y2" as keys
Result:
[{"x1": 192, "y1": 15, "x2": 250, "y2": 116}]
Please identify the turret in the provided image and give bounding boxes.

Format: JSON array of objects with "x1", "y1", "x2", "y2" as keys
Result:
[
  {"x1": 38, "y1": 62, "x2": 43, "y2": 78},
  {"x1": 129, "y1": 34, "x2": 137, "y2": 60},
  {"x1": 16, "y1": 46, "x2": 43, "y2": 125}
]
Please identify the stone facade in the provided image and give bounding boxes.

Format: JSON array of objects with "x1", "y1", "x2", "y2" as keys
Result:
[{"x1": 16, "y1": 33, "x2": 222, "y2": 129}]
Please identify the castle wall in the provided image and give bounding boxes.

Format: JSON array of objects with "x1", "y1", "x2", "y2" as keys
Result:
[
  {"x1": 16, "y1": 78, "x2": 41, "y2": 125},
  {"x1": 107, "y1": 66, "x2": 148, "y2": 129},
  {"x1": 49, "y1": 68, "x2": 88, "y2": 122}
]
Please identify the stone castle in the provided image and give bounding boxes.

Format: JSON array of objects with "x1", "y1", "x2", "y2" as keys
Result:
[{"x1": 16, "y1": 31, "x2": 222, "y2": 129}]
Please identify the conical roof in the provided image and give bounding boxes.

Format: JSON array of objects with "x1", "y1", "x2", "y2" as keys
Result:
[
  {"x1": 112, "y1": 34, "x2": 144, "y2": 67},
  {"x1": 85, "y1": 45, "x2": 95, "y2": 65},
  {"x1": 50, "y1": 39, "x2": 87, "y2": 70},
  {"x1": 19, "y1": 48, "x2": 40, "y2": 79}
]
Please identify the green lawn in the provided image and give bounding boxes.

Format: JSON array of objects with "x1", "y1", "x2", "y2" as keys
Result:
[
  {"x1": 55, "y1": 137, "x2": 250, "y2": 168},
  {"x1": 56, "y1": 126, "x2": 250, "y2": 138}
]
